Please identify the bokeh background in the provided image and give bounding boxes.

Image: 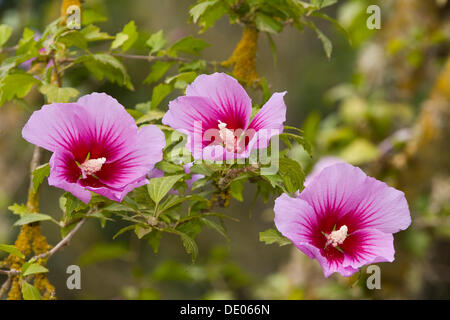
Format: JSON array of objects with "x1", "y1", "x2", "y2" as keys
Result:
[{"x1": 0, "y1": 0, "x2": 449, "y2": 299}]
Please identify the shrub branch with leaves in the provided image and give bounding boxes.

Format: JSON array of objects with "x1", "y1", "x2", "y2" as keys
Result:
[{"x1": 0, "y1": 0, "x2": 410, "y2": 300}]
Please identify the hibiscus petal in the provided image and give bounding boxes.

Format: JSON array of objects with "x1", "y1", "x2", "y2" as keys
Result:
[
  {"x1": 304, "y1": 156, "x2": 344, "y2": 187},
  {"x1": 97, "y1": 124, "x2": 165, "y2": 189},
  {"x1": 76, "y1": 92, "x2": 140, "y2": 162},
  {"x1": 342, "y1": 228, "x2": 395, "y2": 269},
  {"x1": 22, "y1": 103, "x2": 88, "y2": 153},
  {"x1": 299, "y1": 162, "x2": 411, "y2": 234},
  {"x1": 296, "y1": 242, "x2": 359, "y2": 277},
  {"x1": 246, "y1": 92, "x2": 286, "y2": 150},
  {"x1": 163, "y1": 96, "x2": 223, "y2": 158},
  {"x1": 248, "y1": 92, "x2": 287, "y2": 132},
  {"x1": 86, "y1": 178, "x2": 148, "y2": 203},
  {"x1": 48, "y1": 152, "x2": 92, "y2": 204},
  {"x1": 163, "y1": 96, "x2": 220, "y2": 136},
  {"x1": 274, "y1": 194, "x2": 318, "y2": 246},
  {"x1": 185, "y1": 72, "x2": 252, "y2": 129}
]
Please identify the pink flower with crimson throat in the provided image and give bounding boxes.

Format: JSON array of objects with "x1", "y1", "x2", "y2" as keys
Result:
[
  {"x1": 274, "y1": 162, "x2": 411, "y2": 277},
  {"x1": 22, "y1": 92, "x2": 165, "y2": 204},
  {"x1": 162, "y1": 73, "x2": 287, "y2": 161}
]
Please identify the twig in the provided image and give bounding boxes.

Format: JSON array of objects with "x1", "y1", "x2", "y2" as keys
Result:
[
  {"x1": 112, "y1": 53, "x2": 217, "y2": 66},
  {"x1": 0, "y1": 276, "x2": 12, "y2": 299},
  {"x1": 0, "y1": 269, "x2": 20, "y2": 276},
  {"x1": 0, "y1": 46, "x2": 18, "y2": 54},
  {"x1": 52, "y1": 56, "x2": 63, "y2": 87},
  {"x1": 60, "y1": 53, "x2": 218, "y2": 67},
  {"x1": 31, "y1": 215, "x2": 88, "y2": 262},
  {"x1": 26, "y1": 146, "x2": 42, "y2": 212}
]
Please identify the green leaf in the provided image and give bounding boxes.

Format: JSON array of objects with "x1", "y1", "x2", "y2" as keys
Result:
[
  {"x1": 180, "y1": 232, "x2": 198, "y2": 262},
  {"x1": 311, "y1": 12, "x2": 352, "y2": 45},
  {"x1": 111, "y1": 33, "x2": 129, "y2": 50},
  {"x1": 255, "y1": 13, "x2": 283, "y2": 34},
  {"x1": 151, "y1": 83, "x2": 172, "y2": 109},
  {"x1": 21, "y1": 280, "x2": 41, "y2": 300},
  {"x1": 61, "y1": 192, "x2": 84, "y2": 219},
  {"x1": 158, "y1": 195, "x2": 185, "y2": 213},
  {"x1": 147, "y1": 174, "x2": 184, "y2": 204},
  {"x1": 8, "y1": 203, "x2": 29, "y2": 216},
  {"x1": 311, "y1": 0, "x2": 338, "y2": 9},
  {"x1": 278, "y1": 158, "x2": 305, "y2": 194},
  {"x1": 0, "y1": 72, "x2": 40, "y2": 106},
  {"x1": 280, "y1": 132, "x2": 312, "y2": 155},
  {"x1": 81, "y1": 25, "x2": 113, "y2": 42},
  {"x1": 135, "y1": 101, "x2": 151, "y2": 113},
  {"x1": 189, "y1": 163, "x2": 219, "y2": 176},
  {"x1": 191, "y1": 177, "x2": 208, "y2": 190},
  {"x1": 147, "y1": 229, "x2": 162, "y2": 253},
  {"x1": 144, "y1": 61, "x2": 174, "y2": 84},
  {"x1": 39, "y1": 84, "x2": 79, "y2": 103},
  {"x1": 259, "y1": 228, "x2": 291, "y2": 246},
  {"x1": 22, "y1": 263, "x2": 49, "y2": 276},
  {"x1": 14, "y1": 213, "x2": 53, "y2": 226},
  {"x1": 189, "y1": 0, "x2": 219, "y2": 23},
  {"x1": 307, "y1": 21, "x2": 332, "y2": 59},
  {"x1": 32, "y1": 163, "x2": 50, "y2": 193},
  {"x1": 195, "y1": 1, "x2": 226, "y2": 33},
  {"x1": 230, "y1": 180, "x2": 244, "y2": 202},
  {"x1": 136, "y1": 109, "x2": 166, "y2": 124},
  {"x1": 179, "y1": 60, "x2": 206, "y2": 72},
  {"x1": 155, "y1": 161, "x2": 184, "y2": 174},
  {"x1": 169, "y1": 36, "x2": 209, "y2": 56},
  {"x1": 112, "y1": 225, "x2": 135, "y2": 239},
  {"x1": 76, "y1": 53, "x2": 134, "y2": 90},
  {"x1": 266, "y1": 33, "x2": 277, "y2": 66},
  {"x1": 111, "y1": 21, "x2": 138, "y2": 52},
  {"x1": 0, "y1": 24, "x2": 13, "y2": 47},
  {"x1": 200, "y1": 218, "x2": 229, "y2": 241},
  {"x1": 165, "y1": 71, "x2": 197, "y2": 90},
  {"x1": 16, "y1": 27, "x2": 37, "y2": 56},
  {"x1": 166, "y1": 228, "x2": 198, "y2": 262},
  {"x1": 0, "y1": 244, "x2": 25, "y2": 259},
  {"x1": 135, "y1": 226, "x2": 152, "y2": 239},
  {"x1": 59, "y1": 30, "x2": 87, "y2": 49},
  {"x1": 146, "y1": 30, "x2": 167, "y2": 54}
]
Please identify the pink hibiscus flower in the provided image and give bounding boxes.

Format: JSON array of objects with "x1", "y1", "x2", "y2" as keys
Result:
[
  {"x1": 162, "y1": 73, "x2": 286, "y2": 161},
  {"x1": 22, "y1": 93, "x2": 165, "y2": 204},
  {"x1": 274, "y1": 162, "x2": 411, "y2": 277},
  {"x1": 304, "y1": 156, "x2": 344, "y2": 187}
]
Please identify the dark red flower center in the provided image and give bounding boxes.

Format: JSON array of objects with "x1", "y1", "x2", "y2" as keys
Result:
[
  {"x1": 310, "y1": 209, "x2": 362, "y2": 263},
  {"x1": 64, "y1": 140, "x2": 114, "y2": 189}
]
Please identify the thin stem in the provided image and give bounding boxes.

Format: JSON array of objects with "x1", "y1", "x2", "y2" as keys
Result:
[
  {"x1": 112, "y1": 53, "x2": 217, "y2": 66},
  {"x1": 52, "y1": 56, "x2": 63, "y2": 87},
  {"x1": 0, "y1": 46, "x2": 18, "y2": 54},
  {"x1": 0, "y1": 269, "x2": 19, "y2": 276},
  {"x1": 31, "y1": 214, "x2": 89, "y2": 262},
  {"x1": 0, "y1": 276, "x2": 12, "y2": 299},
  {"x1": 60, "y1": 53, "x2": 218, "y2": 67},
  {"x1": 26, "y1": 146, "x2": 42, "y2": 212}
]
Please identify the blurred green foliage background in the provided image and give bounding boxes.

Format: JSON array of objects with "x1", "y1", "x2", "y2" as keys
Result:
[{"x1": 0, "y1": 0, "x2": 449, "y2": 299}]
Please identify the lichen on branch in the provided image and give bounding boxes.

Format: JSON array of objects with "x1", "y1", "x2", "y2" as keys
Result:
[{"x1": 222, "y1": 27, "x2": 260, "y2": 87}]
